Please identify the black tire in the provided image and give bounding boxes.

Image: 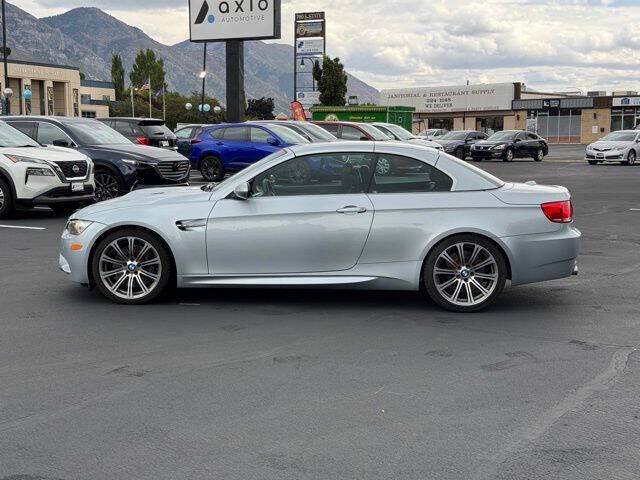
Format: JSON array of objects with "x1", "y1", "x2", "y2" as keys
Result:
[
  {"x1": 95, "y1": 169, "x2": 123, "y2": 202},
  {"x1": 503, "y1": 148, "x2": 514, "y2": 162},
  {"x1": 588, "y1": 160, "x2": 599, "y2": 165},
  {"x1": 0, "y1": 177, "x2": 13, "y2": 219},
  {"x1": 200, "y1": 156, "x2": 224, "y2": 182},
  {"x1": 534, "y1": 148, "x2": 544, "y2": 162},
  {"x1": 624, "y1": 150, "x2": 636, "y2": 166},
  {"x1": 454, "y1": 147, "x2": 465, "y2": 160},
  {"x1": 91, "y1": 228, "x2": 173, "y2": 305},
  {"x1": 423, "y1": 234, "x2": 507, "y2": 313}
]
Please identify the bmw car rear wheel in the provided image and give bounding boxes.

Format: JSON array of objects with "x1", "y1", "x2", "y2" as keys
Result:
[
  {"x1": 92, "y1": 229, "x2": 172, "y2": 305},
  {"x1": 424, "y1": 235, "x2": 507, "y2": 312}
]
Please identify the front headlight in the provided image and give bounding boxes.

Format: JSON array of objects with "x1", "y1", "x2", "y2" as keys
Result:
[
  {"x1": 26, "y1": 167, "x2": 55, "y2": 177},
  {"x1": 65, "y1": 219, "x2": 93, "y2": 236},
  {"x1": 492, "y1": 144, "x2": 506, "y2": 150},
  {"x1": 122, "y1": 158, "x2": 140, "y2": 167},
  {"x1": 5, "y1": 154, "x2": 49, "y2": 165}
]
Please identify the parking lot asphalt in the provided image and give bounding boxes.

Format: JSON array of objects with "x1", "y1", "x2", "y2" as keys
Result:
[{"x1": 1, "y1": 156, "x2": 639, "y2": 479}]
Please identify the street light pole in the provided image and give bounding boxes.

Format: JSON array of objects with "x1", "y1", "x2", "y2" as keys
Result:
[
  {"x1": 201, "y1": 42, "x2": 207, "y2": 118},
  {"x1": 2, "y1": 0, "x2": 10, "y2": 115}
]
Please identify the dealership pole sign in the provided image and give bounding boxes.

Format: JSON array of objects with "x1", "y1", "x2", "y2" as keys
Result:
[
  {"x1": 294, "y1": 11, "x2": 325, "y2": 109},
  {"x1": 189, "y1": 0, "x2": 281, "y2": 42},
  {"x1": 188, "y1": 0, "x2": 281, "y2": 123}
]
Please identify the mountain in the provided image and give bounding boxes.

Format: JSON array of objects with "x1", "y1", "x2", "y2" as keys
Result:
[{"x1": 5, "y1": 4, "x2": 379, "y2": 113}]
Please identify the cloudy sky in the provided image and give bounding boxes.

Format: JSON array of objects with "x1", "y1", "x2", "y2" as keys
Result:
[{"x1": 12, "y1": 0, "x2": 640, "y2": 93}]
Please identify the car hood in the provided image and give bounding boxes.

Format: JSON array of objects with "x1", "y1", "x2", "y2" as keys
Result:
[
  {"x1": 407, "y1": 138, "x2": 441, "y2": 148},
  {"x1": 81, "y1": 144, "x2": 185, "y2": 163},
  {"x1": 435, "y1": 139, "x2": 463, "y2": 146},
  {"x1": 0, "y1": 145, "x2": 89, "y2": 162},
  {"x1": 75, "y1": 186, "x2": 211, "y2": 219},
  {"x1": 588, "y1": 141, "x2": 633, "y2": 149},
  {"x1": 492, "y1": 182, "x2": 570, "y2": 205}
]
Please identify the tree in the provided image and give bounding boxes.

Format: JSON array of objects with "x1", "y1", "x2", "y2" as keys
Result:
[
  {"x1": 79, "y1": 72, "x2": 86, "y2": 81},
  {"x1": 246, "y1": 97, "x2": 275, "y2": 120},
  {"x1": 312, "y1": 56, "x2": 348, "y2": 106},
  {"x1": 129, "y1": 49, "x2": 166, "y2": 95},
  {"x1": 111, "y1": 54, "x2": 125, "y2": 101}
]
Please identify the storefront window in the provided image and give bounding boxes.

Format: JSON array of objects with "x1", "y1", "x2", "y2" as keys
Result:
[
  {"x1": 428, "y1": 118, "x2": 454, "y2": 130},
  {"x1": 528, "y1": 108, "x2": 581, "y2": 143},
  {"x1": 610, "y1": 107, "x2": 640, "y2": 131},
  {"x1": 475, "y1": 117, "x2": 503, "y2": 135}
]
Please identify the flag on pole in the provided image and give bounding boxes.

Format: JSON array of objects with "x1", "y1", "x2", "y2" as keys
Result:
[
  {"x1": 138, "y1": 80, "x2": 150, "y2": 92},
  {"x1": 155, "y1": 87, "x2": 164, "y2": 98}
]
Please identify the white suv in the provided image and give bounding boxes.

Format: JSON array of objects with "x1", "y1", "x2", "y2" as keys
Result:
[{"x1": 0, "y1": 121, "x2": 95, "y2": 218}]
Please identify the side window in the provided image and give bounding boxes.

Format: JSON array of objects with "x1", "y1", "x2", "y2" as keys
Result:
[
  {"x1": 371, "y1": 154, "x2": 452, "y2": 194},
  {"x1": 341, "y1": 126, "x2": 365, "y2": 140},
  {"x1": 7, "y1": 121, "x2": 36, "y2": 139},
  {"x1": 516, "y1": 132, "x2": 527, "y2": 141},
  {"x1": 251, "y1": 153, "x2": 376, "y2": 197},
  {"x1": 175, "y1": 127, "x2": 193, "y2": 139},
  {"x1": 526, "y1": 132, "x2": 538, "y2": 140},
  {"x1": 131, "y1": 124, "x2": 145, "y2": 137},
  {"x1": 320, "y1": 123, "x2": 340, "y2": 136},
  {"x1": 209, "y1": 128, "x2": 225, "y2": 139},
  {"x1": 36, "y1": 122, "x2": 74, "y2": 146},
  {"x1": 249, "y1": 127, "x2": 271, "y2": 144},
  {"x1": 223, "y1": 127, "x2": 248, "y2": 141},
  {"x1": 479, "y1": 133, "x2": 488, "y2": 140}
]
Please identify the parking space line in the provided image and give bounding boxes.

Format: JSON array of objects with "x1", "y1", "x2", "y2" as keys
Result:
[
  {"x1": 631, "y1": 208, "x2": 640, "y2": 211},
  {"x1": 0, "y1": 224, "x2": 46, "y2": 230}
]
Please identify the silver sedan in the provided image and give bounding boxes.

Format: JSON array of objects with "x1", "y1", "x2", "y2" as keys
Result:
[
  {"x1": 59, "y1": 142, "x2": 581, "y2": 312},
  {"x1": 585, "y1": 130, "x2": 640, "y2": 165}
]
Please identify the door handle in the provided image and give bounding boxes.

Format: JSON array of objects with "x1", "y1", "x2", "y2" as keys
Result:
[{"x1": 336, "y1": 205, "x2": 367, "y2": 214}]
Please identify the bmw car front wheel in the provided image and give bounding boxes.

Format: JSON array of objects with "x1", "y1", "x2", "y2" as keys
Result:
[{"x1": 92, "y1": 229, "x2": 172, "y2": 304}]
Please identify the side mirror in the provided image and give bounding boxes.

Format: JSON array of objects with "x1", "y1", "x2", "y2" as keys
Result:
[
  {"x1": 514, "y1": 138, "x2": 521, "y2": 143},
  {"x1": 233, "y1": 181, "x2": 250, "y2": 200},
  {"x1": 267, "y1": 137, "x2": 280, "y2": 146},
  {"x1": 52, "y1": 139, "x2": 70, "y2": 147}
]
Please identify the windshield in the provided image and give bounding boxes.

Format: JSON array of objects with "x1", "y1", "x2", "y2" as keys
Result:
[
  {"x1": 268, "y1": 125, "x2": 310, "y2": 144},
  {"x1": 297, "y1": 122, "x2": 337, "y2": 141},
  {"x1": 358, "y1": 123, "x2": 392, "y2": 141},
  {"x1": 601, "y1": 131, "x2": 637, "y2": 142},
  {"x1": 422, "y1": 129, "x2": 438, "y2": 135},
  {"x1": 64, "y1": 120, "x2": 133, "y2": 145},
  {"x1": 487, "y1": 131, "x2": 517, "y2": 141},
  {"x1": 0, "y1": 121, "x2": 40, "y2": 147},
  {"x1": 440, "y1": 131, "x2": 468, "y2": 141},
  {"x1": 381, "y1": 124, "x2": 414, "y2": 140}
]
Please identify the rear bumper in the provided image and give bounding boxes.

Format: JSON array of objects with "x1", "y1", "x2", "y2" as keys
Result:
[{"x1": 502, "y1": 225, "x2": 581, "y2": 286}]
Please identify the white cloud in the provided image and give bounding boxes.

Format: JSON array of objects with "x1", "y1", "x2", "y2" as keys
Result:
[{"x1": 10, "y1": 0, "x2": 640, "y2": 92}]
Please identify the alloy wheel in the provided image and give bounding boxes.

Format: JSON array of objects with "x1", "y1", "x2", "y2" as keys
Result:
[
  {"x1": 95, "y1": 172, "x2": 120, "y2": 201},
  {"x1": 505, "y1": 149, "x2": 514, "y2": 162},
  {"x1": 628, "y1": 151, "x2": 636, "y2": 165},
  {"x1": 432, "y1": 242, "x2": 499, "y2": 307},
  {"x1": 0, "y1": 185, "x2": 5, "y2": 211},
  {"x1": 98, "y1": 236, "x2": 162, "y2": 301},
  {"x1": 201, "y1": 157, "x2": 222, "y2": 182},
  {"x1": 536, "y1": 149, "x2": 544, "y2": 161}
]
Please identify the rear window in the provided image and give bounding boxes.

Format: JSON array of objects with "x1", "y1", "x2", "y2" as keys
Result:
[{"x1": 140, "y1": 123, "x2": 175, "y2": 138}]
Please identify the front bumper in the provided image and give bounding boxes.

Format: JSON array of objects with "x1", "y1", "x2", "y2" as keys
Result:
[
  {"x1": 502, "y1": 225, "x2": 581, "y2": 286},
  {"x1": 585, "y1": 152, "x2": 624, "y2": 162},
  {"x1": 472, "y1": 149, "x2": 504, "y2": 159},
  {"x1": 59, "y1": 221, "x2": 106, "y2": 285}
]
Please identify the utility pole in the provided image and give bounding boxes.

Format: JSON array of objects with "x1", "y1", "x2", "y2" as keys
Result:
[
  {"x1": 201, "y1": 42, "x2": 207, "y2": 118},
  {"x1": 2, "y1": 0, "x2": 10, "y2": 115}
]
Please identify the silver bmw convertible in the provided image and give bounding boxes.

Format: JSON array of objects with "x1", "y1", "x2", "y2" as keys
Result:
[{"x1": 59, "y1": 141, "x2": 580, "y2": 312}]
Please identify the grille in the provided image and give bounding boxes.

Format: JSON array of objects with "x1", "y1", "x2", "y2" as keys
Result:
[
  {"x1": 157, "y1": 160, "x2": 189, "y2": 181},
  {"x1": 53, "y1": 160, "x2": 88, "y2": 180},
  {"x1": 47, "y1": 185, "x2": 94, "y2": 198}
]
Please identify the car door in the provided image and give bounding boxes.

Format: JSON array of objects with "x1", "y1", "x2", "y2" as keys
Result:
[
  {"x1": 207, "y1": 150, "x2": 376, "y2": 275},
  {"x1": 527, "y1": 132, "x2": 542, "y2": 155},
  {"x1": 221, "y1": 126, "x2": 252, "y2": 169},
  {"x1": 175, "y1": 127, "x2": 194, "y2": 158},
  {"x1": 247, "y1": 126, "x2": 279, "y2": 163},
  {"x1": 513, "y1": 132, "x2": 528, "y2": 157}
]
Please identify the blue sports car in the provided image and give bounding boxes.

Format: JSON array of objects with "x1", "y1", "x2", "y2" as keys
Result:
[{"x1": 176, "y1": 123, "x2": 309, "y2": 181}]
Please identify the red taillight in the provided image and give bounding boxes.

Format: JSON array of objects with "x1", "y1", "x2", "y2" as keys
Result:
[
  {"x1": 190, "y1": 138, "x2": 202, "y2": 144},
  {"x1": 541, "y1": 200, "x2": 573, "y2": 223},
  {"x1": 136, "y1": 137, "x2": 151, "y2": 146}
]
